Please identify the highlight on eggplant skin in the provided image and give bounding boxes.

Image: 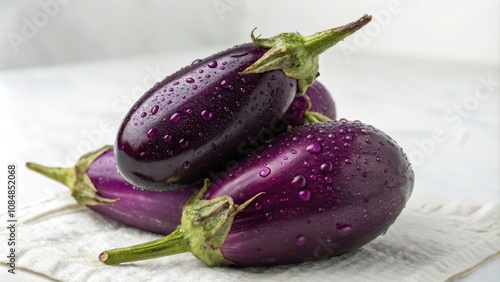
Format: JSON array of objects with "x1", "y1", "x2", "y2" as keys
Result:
[{"x1": 26, "y1": 146, "x2": 197, "y2": 235}]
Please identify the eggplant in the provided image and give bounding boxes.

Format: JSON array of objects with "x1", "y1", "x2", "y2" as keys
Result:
[
  {"x1": 307, "y1": 80, "x2": 336, "y2": 121},
  {"x1": 115, "y1": 15, "x2": 372, "y2": 191},
  {"x1": 286, "y1": 80, "x2": 336, "y2": 127},
  {"x1": 100, "y1": 119, "x2": 414, "y2": 266},
  {"x1": 26, "y1": 146, "x2": 197, "y2": 235}
]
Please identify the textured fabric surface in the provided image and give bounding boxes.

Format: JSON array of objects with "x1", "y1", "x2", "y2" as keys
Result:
[{"x1": 1, "y1": 192, "x2": 498, "y2": 282}]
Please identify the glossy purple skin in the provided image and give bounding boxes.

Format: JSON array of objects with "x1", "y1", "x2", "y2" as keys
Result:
[
  {"x1": 286, "y1": 94, "x2": 311, "y2": 126},
  {"x1": 286, "y1": 80, "x2": 337, "y2": 126},
  {"x1": 307, "y1": 80, "x2": 336, "y2": 120},
  {"x1": 204, "y1": 120, "x2": 414, "y2": 266},
  {"x1": 116, "y1": 43, "x2": 296, "y2": 191},
  {"x1": 86, "y1": 149, "x2": 197, "y2": 235}
]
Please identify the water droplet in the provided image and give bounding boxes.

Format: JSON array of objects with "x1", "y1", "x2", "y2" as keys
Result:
[
  {"x1": 185, "y1": 77, "x2": 195, "y2": 83},
  {"x1": 365, "y1": 138, "x2": 371, "y2": 143},
  {"x1": 307, "y1": 220, "x2": 312, "y2": 224},
  {"x1": 140, "y1": 112, "x2": 147, "y2": 118},
  {"x1": 201, "y1": 110, "x2": 213, "y2": 121},
  {"x1": 183, "y1": 161, "x2": 191, "y2": 169},
  {"x1": 191, "y1": 59, "x2": 202, "y2": 65},
  {"x1": 207, "y1": 61, "x2": 218, "y2": 68},
  {"x1": 240, "y1": 87, "x2": 246, "y2": 93},
  {"x1": 220, "y1": 79, "x2": 229, "y2": 88},
  {"x1": 324, "y1": 176, "x2": 332, "y2": 184},
  {"x1": 192, "y1": 85, "x2": 198, "y2": 90},
  {"x1": 185, "y1": 108, "x2": 193, "y2": 114},
  {"x1": 384, "y1": 168, "x2": 389, "y2": 173},
  {"x1": 376, "y1": 157, "x2": 381, "y2": 162},
  {"x1": 295, "y1": 234, "x2": 306, "y2": 246},
  {"x1": 265, "y1": 212, "x2": 273, "y2": 221},
  {"x1": 255, "y1": 202, "x2": 262, "y2": 210},
  {"x1": 336, "y1": 223, "x2": 352, "y2": 237},
  {"x1": 163, "y1": 134, "x2": 172, "y2": 142},
  {"x1": 170, "y1": 112, "x2": 181, "y2": 123},
  {"x1": 362, "y1": 172, "x2": 367, "y2": 177},
  {"x1": 139, "y1": 151, "x2": 146, "y2": 157},
  {"x1": 360, "y1": 128, "x2": 369, "y2": 134},
  {"x1": 339, "y1": 128, "x2": 346, "y2": 134},
  {"x1": 318, "y1": 207, "x2": 325, "y2": 213},
  {"x1": 291, "y1": 149, "x2": 297, "y2": 154},
  {"x1": 147, "y1": 128, "x2": 157, "y2": 138},
  {"x1": 327, "y1": 133, "x2": 335, "y2": 139},
  {"x1": 345, "y1": 135, "x2": 352, "y2": 140},
  {"x1": 219, "y1": 66, "x2": 225, "y2": 70},
  {"x1": 344, "y1": 158, "x2": 352, "y2": 164},
  {"x1": 259, "y1": 166, "x2": 271, "y2": 177},
  {"x1": 299, "y1": 190, "x2": 311, "y2": 201},
  {"x1": 291, "y1": 175, "x2": 306, "y2": 188},
  {"x1": 339, "y1": 118, "x2": 347, "y2": 123},
  {"x1": 306, "y1": 134, "x2": 314, "y2": 140},
  {"x1": 179, "y1": 139, "x2": 189, "y2": 148},
  {"x1": 320, "y1": 161, "x2": 333, "y2": 172},
  {"x1": 151, "y1": 105, "x2": 159, "y2": 115},
  {"x1": 306, "y1": 143, "x2": 322, "y2": 154},
  {"x1": 168, "y1": 87, "x2": 174, "y2": 92}
]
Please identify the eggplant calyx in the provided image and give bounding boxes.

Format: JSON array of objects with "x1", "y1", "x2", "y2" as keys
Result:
[
  {"x1": 99, "y1": 179, "x2": 264, "y2": 266},
  {"x1": 304, "y1": 111, "x2": 333, "y2": 123},
  {"x1": 26, "y1": 145, "x2": 118, "y2": 206},
  {"x1": 184, "y1": 191, "x2": 264, "y2": 266},
  {"x1": 241, "y1": 14, "x2": 372, "y2": 94}
]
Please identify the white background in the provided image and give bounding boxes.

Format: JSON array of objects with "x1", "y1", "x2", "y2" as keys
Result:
[
  {"x1": 0, "y1": 0, "x2": 498, "y2": 69},
  {"x1": 0, "y1": 0, "x2": 499, "y2": 281}
]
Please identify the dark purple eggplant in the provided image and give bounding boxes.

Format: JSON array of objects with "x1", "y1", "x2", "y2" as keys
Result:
[
  {"x1": 100, "y1": 119, "x2": 414, "y2": 266},
  {"x1": 307, "y1": 80, "x2": 337, "y2": 120},
  {"x1": 115, "y1": 15, "x2": 372, "y2": 191},
  {"x1": 286, "y1": 80, "x2": 337, "y2": 126},
  {"x1": 26, "y1": 146, "x2": 197, "y2": 235}
]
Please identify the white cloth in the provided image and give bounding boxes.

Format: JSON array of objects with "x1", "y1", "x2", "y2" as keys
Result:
[{"x1": 1, "y1": 192, "x2": 498, "y2": 282}]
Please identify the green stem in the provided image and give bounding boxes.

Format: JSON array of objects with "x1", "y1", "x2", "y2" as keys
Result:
[
  {"x1": 304, "y1": 14, "x2": 373, "y2": 57},
  {"x1": 241, "y1": 14, "x2": 372, "y2": 94},
  {"x1": 26, "y1": 145, "x2": 117, "y2": 205},
  {"x1": 26, "y1": 162, "x2": 76, "y2": 188},
  {"x1": 99, "y1": 227, "x2": 190, "y2": 265},
  {"x1": 304, "y1": 111, "x2": 333, "y2": 123}
]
